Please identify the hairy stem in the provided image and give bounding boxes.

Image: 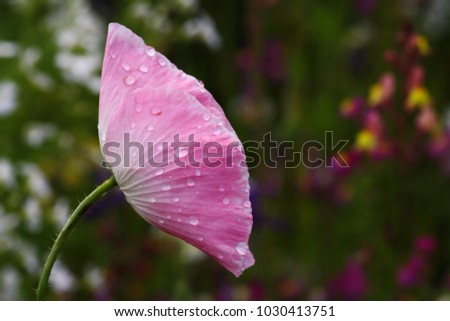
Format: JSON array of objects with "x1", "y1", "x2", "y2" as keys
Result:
[{"x1": 36, "y1": 175, "x2": 118, "y2": 300}]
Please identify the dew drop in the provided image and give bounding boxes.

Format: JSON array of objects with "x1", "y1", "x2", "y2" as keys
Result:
[
  {"x1": 177, "y1": 208, "x2": 182, "y2": 213},
  {"x1": 146, "y1": 124, "x2": 154, "y2": 131},
  {"x1": 176, "y1": 216, "x2": 182, "y2": 222},
  {"x1": 135, "y1": 104, "x2": 143, "y2": 112},
  {"x1": 172, "y1": 196, "x2": 180, "y2": 202},
  {"x1": 149, "y1": 196, "x2": 156, "y2": 203},
  {"x1": 121, "y1": 63, "x2": 130, "y2": 71},
  {"x1": 155, "y1": 168, "x2": 164, "y2": 176},
  {"x1": 161, "y1": 184, "x2": 171, "y2": 191},
  {"x1": 212, "y1": 128, "x2": 221, "y2": 135},
  {"x1": 195, "y1": 169, "x2": 201, "y2": 176},
  {"x1": 197, "y1": 124, "x2": 202, "y2": 129},
  {"x1": 130, "y1": 121, "x2": 136, "y2": 129},
  {"x1": 235, "y1": 242, "x2": 248, "y2": 255},
  {"x1": 110, "y1": 52, "x2": 117, "y2": 59},
  {"x1": 186, "y1": 178, "x2": 195, "y2": 187},
  {"x1": 165, "y1": 213, "x2": 172, "y2": 219},
  {"x1": 218, "y1": 184, "x2": 225, "y2": 192},
  {"x1": 158, "y1": 58, "x2": 166, "y2": 66},
  {"x1": 158, "y1": 219, "x2": 164, "y2": 224},
  {"x1": 139, "y1": 64, "x2": 149, "y2": 73},
  {"x1": 178, "y1": 147, "x2": 188, "y2": 158},
  {"x1": 222, "y1": 197, "x2": 230, "y2": 205},
  {"x1": 124, "y1": 75, "x2": 135, "y2": 86},
  {"x1": 217, "y1": 253, "x2": 224, "y2": 259},
  {"x1": 151, "y1": 108, "x2": 162, "y2": 115},
  {"x1": 203, "y1": 113, "x2": 211, "y2": 121},
  {"x1": 243, "y1": 200, "x2": 251, "y2": 208},
  {"x1": 145, "y1": 47, "x2": 156, "y2": 57},
  {"x1": 197, "y1": 235, "x2": 204, "y2": 241},
  {"x1": 188, "y1": 216, "x2": 199, "y2": 226},
  {"x1": 241, "y1": 172, "x2": 250, "y2": 180}
]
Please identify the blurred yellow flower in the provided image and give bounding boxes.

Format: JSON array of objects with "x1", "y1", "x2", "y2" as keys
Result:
[{"x1": 355, "y1": 129, "x2": 376, "y2": 151}]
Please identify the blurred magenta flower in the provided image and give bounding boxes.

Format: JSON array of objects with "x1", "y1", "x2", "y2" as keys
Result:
[
  {"x1": 98, "y1": 23, "x2": 254, "y2": 277},
  {"x1": 414, "y1": 234, "x2": 437, "y2": 255},
  {"x1": 396, "y1": 255, "x2": 425, "y2": 288},
  {"x1": 327, "y1": 260, "x2": 368, "y2": 300}
]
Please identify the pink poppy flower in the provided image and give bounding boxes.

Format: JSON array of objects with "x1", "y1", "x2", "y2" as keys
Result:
[{"x1": 98, "y1": 23, "x2": 254, "y2": 276}]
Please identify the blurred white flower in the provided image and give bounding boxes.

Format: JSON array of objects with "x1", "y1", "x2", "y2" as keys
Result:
[
  {"x1": 51, "y1": 261, "x2": 75, "y2": 293},
  {"x1": 21, "y1": 163, "x2": 52, "y2": 198},
  {"x1": 25, "y1": 123, "x2": 56, "y2": 147},
  {"x1": 47, "y1": 0, "x2": 103, "y2": 93},
  {"x1": 24, "y1": 197, "x2": 41, "y2": 232},
  {"x1": 0, "y1": 41, "x2": 18, "y2": 58},
  {"x1": 53, "y1": 198, "x2": 70, "y2": 229},
  {"x1": 0, "y1": 267, "x2": 20, "y2": 300},
  {"x1": 0, "y1": 80, "x2": 18, "y2": 116},
  {"x1": 183, "y1": 14, "x2": 222, "y2": 49},
  {"x1": 0, "y1": 158, "x2": 15, "y2": 188}
]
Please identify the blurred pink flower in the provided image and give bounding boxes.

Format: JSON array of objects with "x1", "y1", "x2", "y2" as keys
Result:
[
  {"x1": 98, "y1": 23, "x2": 254, "y2": 276},
  {"x1": 396, "y1": 255, "x2": 425, "y2": 288},
  {"x1": 327, "y1": 260, "x2": 368, "y2": 300},
  {"x1": 414, "y1": 234, "x2": 437, "y2": 255}
]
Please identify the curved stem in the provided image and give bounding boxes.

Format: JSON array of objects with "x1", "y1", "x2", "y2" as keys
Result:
[{"x1": 36, "y1": 175, "x2": 118, "y2": 300}]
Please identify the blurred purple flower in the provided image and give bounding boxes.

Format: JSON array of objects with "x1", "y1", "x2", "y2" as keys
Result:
[
  {"x1": 414, "y1": 234, "x2": 437, "y2": 255},
  {"x1": 327, "y1": 260, "x2": 368, "y2": 300},
  {"x1": 356, "y1": 0, "x2": 378, "y2": 15},
  {"x1": 262, "y1": 40, "x2": 285, "y2": 82},
  {"x1": 396, "y1": 255, "x2": 425, "y2": 288}
]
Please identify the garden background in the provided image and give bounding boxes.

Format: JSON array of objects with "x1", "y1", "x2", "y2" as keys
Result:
[{"x1": 0, "y1": 0, "x2": 449, "y2": 300}]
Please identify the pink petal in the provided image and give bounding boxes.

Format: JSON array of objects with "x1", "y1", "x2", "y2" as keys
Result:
[{"x1": 99, "y1": 23, "x2": 254, "y2": 276}]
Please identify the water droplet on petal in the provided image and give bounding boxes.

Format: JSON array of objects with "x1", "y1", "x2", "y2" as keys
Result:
[
  {"x1": 217, "y1": 253, "x2": 224, "y2": 259},
  {"x1": 176, "y1": 216, "x2": 182, "y2": 222},
  {"x1": 195, "y1": 169, "x2": 201, "y2": 176},
  {"x1": 178, "y1": 147, "x2": 188, "y2": 158},
  {"x1": 158, "y1": 58, "x2": 166, "y2": 66},
  {"x1": 235, "y1": 242, "x2": 248, "y2": 255},
  {"x1": 130, "y1": 121, "x2": 136, "y2": 129},
  {"x1": 172, "y1": 196, "x2": 180, "y2": 202},
  {"x1": 124, "y1": 76, "x2": 135, "y2": 86},
  {"x1": 165, "y1": 213, "x2": 172, "y2": 219},
  {"x1": 145, "y1": 124, "x2": 154, "y2": 132},
  {"x1": 158, "y1": 219, "x2": 164, "y2": 224},
  {"x1": 149, "y1": 196, "x2": 156, "y2": 203},
  {"x1": 222, "y1": 197, "x2": 230, "y2": 205},
  {"x1": 161, "y1": 184, "x2": 171, "y2": 191},
  {"x1": 155, "y1": 168, "x2": 164, "y2": 176},
  {"x1": 243, "y1": 200, "x2": 251, "y2": 208},
  {"x1": 242, "y1": 172, "x2": 250, "y2": 180},
  {"x1": 197, "y1": 235, "x2": 204, "y2": 241},
  {"x1": 110, "y1": 52, "x2": 117, "y2": 59},
  {"x1": 203, "y1": 113, "x2": 211, "y2": 121},
  {"x1": 146, "y1": 47, "x2": 156, "y2": 57},
  {"x1": 212, "y1": 128, "x2": 221, "y2": 135},
  {"x1": 188, "y1": 216, "x2": 199, "y2": 225},
  {"x1": 197, "y1": 124, "x2": 202, "y2": 129},
  {"x1": 135, "y1": 104, "x2": 143, "y2": 112},
  {"x1": 151, "y1": 108, "x2": 162, "y2": 115},
  {"x1": 121, "y1": 63, "x2": 130, "y2": 71},
  {"x1": 218, "y1": 185, "x2": 225, "y2": 192},
  {"x1": 139, "y1": 64, "x2": 149, "y2": 73},
  {"x1": 186, "y1": 178, "x2": 195, "y2": 187}
]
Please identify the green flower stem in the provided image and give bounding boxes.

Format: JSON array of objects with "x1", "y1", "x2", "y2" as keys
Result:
[{"x1": 36, "y1": 175, "x2": 118, "y2": 300}]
